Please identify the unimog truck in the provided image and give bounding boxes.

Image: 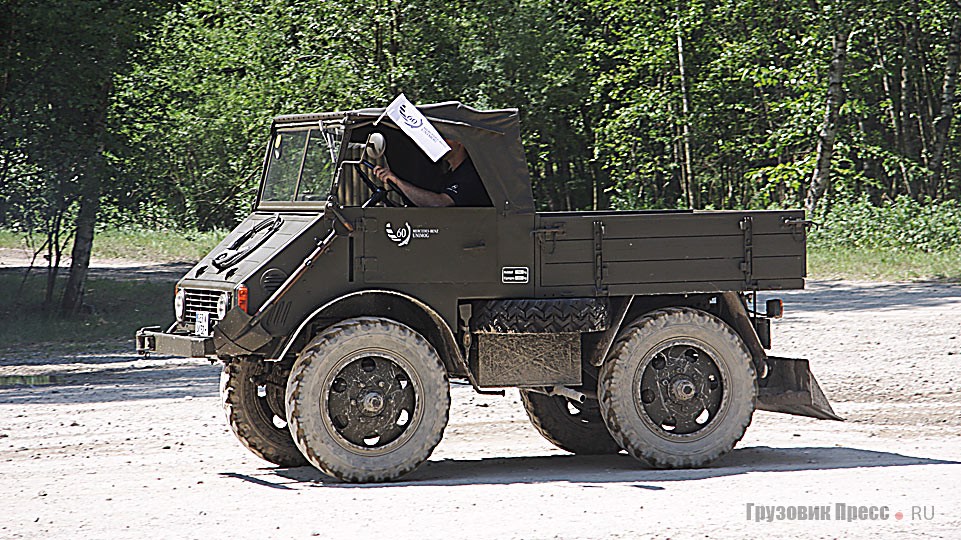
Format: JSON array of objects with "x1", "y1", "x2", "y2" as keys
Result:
[{"x1": 137, "y1": 101, "x2": 839, "y2": 483}]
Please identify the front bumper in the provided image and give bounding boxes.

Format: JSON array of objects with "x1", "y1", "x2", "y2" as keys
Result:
[{"x1": 136, "y1": 326, "x2": 215, "y2": 358}]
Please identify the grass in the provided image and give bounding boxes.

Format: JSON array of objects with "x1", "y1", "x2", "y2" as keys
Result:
[
  {"x1": 0, "y1": 272, "x2": 174, "y2": 353},
  {"x1": 0, "y1": 227, "x2": 226, "y2": 263},
  {"x1": 808, "y1": 247, "x2": 961, "y2": 281}
]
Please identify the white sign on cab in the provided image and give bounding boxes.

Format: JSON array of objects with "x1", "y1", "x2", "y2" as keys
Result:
[{"x1": 380, "y1": 94, "x2": 451, "y2": 162}]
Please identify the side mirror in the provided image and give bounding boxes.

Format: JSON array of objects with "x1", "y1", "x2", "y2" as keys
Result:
[{"x1": 365, "y1": 132, "x2": 386, "y2": 159}]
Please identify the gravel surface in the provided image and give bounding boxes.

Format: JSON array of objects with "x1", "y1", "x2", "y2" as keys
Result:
[{"x1": 1, "y1": 279, "x2": 960, "y2": 539}]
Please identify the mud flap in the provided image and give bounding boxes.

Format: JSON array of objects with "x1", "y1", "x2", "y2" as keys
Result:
[
  {"x1": 757, "y1": 356, "x2": 843, "y2": 421},
  {"x1": 212, "y1": 307, "x2": 273, "y2": 357}
]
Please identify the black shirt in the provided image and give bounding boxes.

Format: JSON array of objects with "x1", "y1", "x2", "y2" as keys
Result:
[{"x1": 442, "y1": 157, "x2": 492, "y2": 207}]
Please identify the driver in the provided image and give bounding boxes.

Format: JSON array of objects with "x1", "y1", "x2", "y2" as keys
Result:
[{"x1": 373, "y1": 139, "x2": 492, "y2": 207}]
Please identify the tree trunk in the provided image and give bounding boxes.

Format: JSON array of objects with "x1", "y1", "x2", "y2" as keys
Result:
[
  {"x1": 676, "y1": 22, "x2": 695, "y2": 209},
  {"x1": 61, "y1": 81, "x2": 109, "y2": 316},
  {"x1": 874, "y1": 35, "x2": 911, "y2": 198},
  {"x1": 900, "y1": 7, "x2": 924, "y2": 195},
  {"x1": 805, "y1": 26, "x2": 851, "y2": 214},
  {"x1": 928, "y1": 17, "x2": 961, "y2": 192},
  {"x1": 60, "y1": 177, "x2": 100, "y2": 315},
  {"x1": 42, "y1": 206, "x2": 65, "y2": 315},
  {"x1": 581, "y1": 105, "x2": 608, "y2": 211}
]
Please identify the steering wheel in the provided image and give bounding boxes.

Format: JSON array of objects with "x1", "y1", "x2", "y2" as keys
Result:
[{"x1": 354, "y1": 163, "x2": 398, "y2": 208}]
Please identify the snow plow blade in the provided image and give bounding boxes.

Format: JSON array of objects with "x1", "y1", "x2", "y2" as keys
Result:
[{"x1": 757, "y1": 356, "x2": 842, "y2": 421}]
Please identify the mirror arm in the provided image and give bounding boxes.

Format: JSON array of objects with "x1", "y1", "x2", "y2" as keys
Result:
[{"x1": 324, "y1": 195, "x2": 355, "y2": 234}]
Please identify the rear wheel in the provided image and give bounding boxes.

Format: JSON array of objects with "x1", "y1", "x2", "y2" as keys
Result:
[
  {"x1": 286, "y1": 317, "x2": 450, "y2": 483},
  {"x1": 220, "y1": 361, "x2": 307, "y2": 467},
  {"x1": 599, "y1": 308, "x2": 756, "y2": 468},
  {"x1": 519, "y1": 390, "x2": 622, "y2": 455}
]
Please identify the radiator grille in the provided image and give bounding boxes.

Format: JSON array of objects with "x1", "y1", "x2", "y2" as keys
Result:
[{"x1": 184, "y1": 288, "x2": 223, "y2": 326}]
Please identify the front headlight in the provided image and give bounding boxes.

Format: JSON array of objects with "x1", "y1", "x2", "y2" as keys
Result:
[
  {"x1": 174, "y1": 288, "x2": 186, "y2": 322},
  {"x1": 216, "y1": 292, "x2": 230, "y2": 320}
]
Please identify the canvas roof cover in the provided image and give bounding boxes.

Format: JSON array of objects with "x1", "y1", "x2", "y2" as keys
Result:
[{"x1": 273, "y1": 101, "x2": 535, "y2": 214}]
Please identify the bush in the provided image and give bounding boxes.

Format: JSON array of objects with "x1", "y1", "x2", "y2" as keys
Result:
[{"x1": 809, "y1": 196, "x2": 961, "y2": 252}]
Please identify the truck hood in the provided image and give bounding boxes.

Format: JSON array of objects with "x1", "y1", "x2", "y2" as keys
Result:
[{"x1": 178, "y1": 211, "x2": 322, "y2": 289}]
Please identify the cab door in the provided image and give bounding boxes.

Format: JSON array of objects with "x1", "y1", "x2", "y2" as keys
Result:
[{"x1": 361, "y1": 207, "x2": 498, "y2": 285}]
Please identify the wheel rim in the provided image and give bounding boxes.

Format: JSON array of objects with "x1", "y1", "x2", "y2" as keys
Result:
[
  {"x1": 256, "y1": 382, "x2": 289, "y2": 431},
  {"x1": 633, "y1": 339, "x2": 727, "y2": 441},
  {"x1": 322, "y1": 349, "x2": 422, "y2": 456},
  {"x1": 549, "y1": 395, "x2": 604, "y2": 426}
]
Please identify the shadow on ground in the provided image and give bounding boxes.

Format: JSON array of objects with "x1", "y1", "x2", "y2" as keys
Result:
[
  {"x1": 0, "y1": 357, "x2": 219, "y2": 404},
  {"x1": 220, "y1": 446, "x2": 958, "y2": 490},
  {"x1": 760, "y1": 280, "x2": 961, "y2": 313}
]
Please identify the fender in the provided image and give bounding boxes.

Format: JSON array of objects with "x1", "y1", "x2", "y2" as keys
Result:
[
  {"x1": 589, "y1": 293, "x2": 767, "y2": 367},
  {"x1": 272, "y1": 289, "x2": 465, "y2": 376},
  {"x1": 718, "y1": 291, "x2": 767, "y2": 364}
]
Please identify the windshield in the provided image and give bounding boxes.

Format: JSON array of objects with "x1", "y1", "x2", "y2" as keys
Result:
[{"x1": 260, "y1": 127, "x2": 339, "y2": 204}]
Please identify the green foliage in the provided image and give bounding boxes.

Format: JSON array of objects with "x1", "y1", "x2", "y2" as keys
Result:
[
  {"x1": 6, "y1": 0, "x2": 961, "y2": 268},
  {"x1": 810, "y1": 196, "x2": 961, "y2": 252}
]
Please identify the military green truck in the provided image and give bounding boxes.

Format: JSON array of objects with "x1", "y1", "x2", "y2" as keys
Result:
[{"x1": 137, "y1": 101, "x2": 838, "y2": 483}]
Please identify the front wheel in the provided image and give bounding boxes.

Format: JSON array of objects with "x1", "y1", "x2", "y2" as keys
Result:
[
  {"x1": 286, "y1": 317, "x2": 450, "y2": 483},
  {"x1": 599, "y1": 308, "x2": 756, "y2": 468}
]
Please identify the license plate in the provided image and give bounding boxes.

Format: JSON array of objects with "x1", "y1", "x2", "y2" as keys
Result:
[{"x1": 195, "y1": 311, "x2": 210, "y2": 336}]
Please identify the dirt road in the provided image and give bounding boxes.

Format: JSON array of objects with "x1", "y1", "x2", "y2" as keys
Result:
[{"x1": 2, "y1": 279, "x2": 960, "y2": 539}]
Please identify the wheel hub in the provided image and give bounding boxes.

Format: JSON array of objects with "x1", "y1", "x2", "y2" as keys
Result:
[
  {"x1": 361, "y1": 392, "x2": 386, "y2": 415},
  {"x1": 671, "y1": 378, "x2": 697, "y2": 401},
  {"x1": 326, "y1": 354, "x2": 416, "y2": 450},
  {"x1": 638, "y1": 343, "x2": 724, "y2": 436}
]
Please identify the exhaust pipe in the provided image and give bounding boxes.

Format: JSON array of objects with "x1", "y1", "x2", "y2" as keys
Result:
[{"x1": 547, "y1": 385, "x2": 587, "y2": 403}]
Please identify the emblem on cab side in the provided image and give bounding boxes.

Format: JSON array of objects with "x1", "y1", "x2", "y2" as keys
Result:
[
  {"x1": 385, "y1": 222, "x2": 412, "y2": 247},
  {"x1": 385, "y1": 222, "x2": 440, "y2": 248}
]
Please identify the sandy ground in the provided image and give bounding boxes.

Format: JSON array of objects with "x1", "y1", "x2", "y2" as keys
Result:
[{"x1": 1, "y1": 273, "x2": 961, "y2": 539}]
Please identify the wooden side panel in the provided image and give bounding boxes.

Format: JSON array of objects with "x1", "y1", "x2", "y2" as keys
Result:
[{"x1": 535, "y1": 210, "x2": 805, "y2": 295}]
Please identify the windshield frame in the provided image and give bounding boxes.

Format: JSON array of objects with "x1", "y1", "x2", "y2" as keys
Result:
[{"x1": 256, "y1": 121, "x2": 344, "y2": 211}]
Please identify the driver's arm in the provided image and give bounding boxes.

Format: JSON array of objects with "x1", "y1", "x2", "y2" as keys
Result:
[{"x1": 374, "y1": 166, "x2": 454, "y2": 207}]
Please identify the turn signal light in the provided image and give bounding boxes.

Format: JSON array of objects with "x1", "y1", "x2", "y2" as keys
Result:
[{"x1": 237, "y1": 285, "x2": 249, "y2": 314}]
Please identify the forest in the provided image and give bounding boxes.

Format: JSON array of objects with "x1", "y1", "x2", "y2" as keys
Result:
[{"x1": 3, "y1": 0, "x2": 961, "y2": 315}]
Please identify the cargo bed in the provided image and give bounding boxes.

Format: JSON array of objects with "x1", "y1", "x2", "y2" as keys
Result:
[{"x1": 535, "y1": 209, "x2": 806, "y2": 296}]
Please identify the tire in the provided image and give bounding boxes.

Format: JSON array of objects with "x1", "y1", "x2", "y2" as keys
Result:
[
  {"x1": 285, "y1": 317, "x2": 450, "y2": 483},
  {"x1": 599, "y1": 308, "x2": 756, "y2": 468},
  {"x1": 472, "y1": 298, "x2": 609, "y2": 333},
  {"x1": 519, "y1": 390, "x2": 622, "y2": 455},
  {"x1": 220, "y1": 361, "x2": 307, "y2": 467}
]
